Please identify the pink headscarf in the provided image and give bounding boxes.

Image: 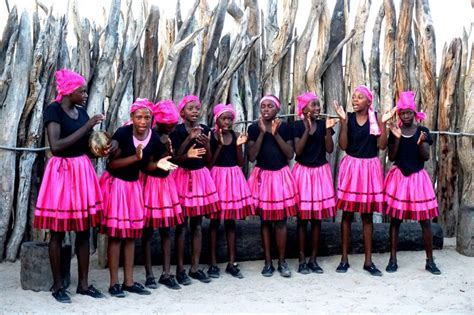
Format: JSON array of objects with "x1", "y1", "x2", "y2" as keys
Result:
[
  {"x1": 54, "y1": 69, "x2": 86, "y2": 102},
  {"x1": 397, "y1": 91, "x2": 426, "y2": 123},
  {"x1": 153, "y1": 100, "x2": 179, "y2": 125},
  {"x1": 296, "y1": 92, "x2": 319, "y2": 118},
  {"x1": 260, "y1": 95, "x2": 281, "y2": 109},
  {"x1": 178, "y1": 95, "x2": 202, "y2": 112},
  {"x1": 213, "y1": 103, "x2": 236, "y2": 122},
  {"x1": 130, "y1": 98, "x2": 154, "y2": 114},
  {"x1": 354, "y1": 85, "x2": 380, "y2": 136}
]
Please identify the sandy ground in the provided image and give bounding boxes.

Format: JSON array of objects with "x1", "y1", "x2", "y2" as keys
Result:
[{"x1": 0, "y1": 238, "x2": 472, "y2": 314}]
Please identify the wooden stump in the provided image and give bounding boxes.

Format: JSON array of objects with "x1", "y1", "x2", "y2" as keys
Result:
[
  {"x1": 20, "y1": 241, "x2": 71, "y2": 292},
  {"x1": 456, "y1": 206, "x2": 474, "y2": 256},
  {"x1": 131, "y1": 220, "x2": 443, "y2": 265}
]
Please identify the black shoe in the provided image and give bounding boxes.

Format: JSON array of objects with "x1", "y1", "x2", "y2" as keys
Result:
[
  {"x1": 277, "y1": 261, "x2": 291, "y2": 278},
  {"x1": 207, "y1": 265, "x2": 220, "y2": 279},
  {"x1": 225, "y1": 263, "x2": 244, "y2": 279},
  {"x1": 363, "y1": 263, "x2": 382, "y2": 276},
  {"x1": 76, "y1": 285, "x2": 105, "y2": 298},
  {"x1": 261, "y1": 263, "x2": 275, "y2": 277},
  {"x1": 176, "y1": 270, "x2": 192, "y2": 285},
  {"x1": 158, "y1": 274, "x2": 181, "y2": 290},
  {"x1": 307, "y1": 261, "x2": 324, "y2": 274},
  {"x1": 336, "y1": 261, "x2": 350, "y2": 273},
  {"x1": 122, "y1": 282, "x2": 151, "y2": 295},
  {"x1": 425, "y1": 260, "x2": 441, "y2": 275},
  {"x1": 52, "y1": 288, "x2": 71, "y2": 303},
  {"x1": 385, "y1": 260, "x2": 398, "y2": 273},
  {"x1": 145, "y1": 277, "x2": 158, "y2": 289},
  {"x1": 108, "y1": 284, "x2": 126, "y2": 298},
  {"x1": 188, "y1": 269, "x2": 212, "y2": 283},
  {"x1": 297, "y1": 262, "x2": 310, "y2": 274}
]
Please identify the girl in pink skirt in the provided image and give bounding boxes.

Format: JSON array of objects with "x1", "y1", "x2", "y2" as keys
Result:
[
  {"x1": 101, "y1": 99, "x2": 176, "y2": 297},
  {"x1": 170, "y1": 95, "x2": 220, "y2": 284},
  {"x1": 141, "y1": 100, "x2": 183, "y2": 290},
  {"x1": 384, "y1": 91, "x2": 441, "y2": 275},
  {"x1": 292, "y1": 92, "x2": 338, "y2": 274},
  {"x1": 247, "y1": 95, "x2": 299, "y2": 278},
  {"x1": 34, "y1": 69, "x2": 109, "y2": 303},
  {"x1": 207, "y1": 103, "x2": 256, "y2": 279},
  {"x1": 334, "y1": 85, "x2": 394, "y2": 276}
]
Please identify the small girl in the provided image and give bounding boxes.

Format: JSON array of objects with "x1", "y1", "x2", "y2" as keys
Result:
[
  {"x1": 170, "y1": 95, "x2": 220, "y2": 284},
  {"x1": 141, "y1": 100, "x2": 183, "y2": 290},
  {"x1": 207, "y1": 103, "x2": 256, "y2": 279},
  {"x1": 100, "y1": 99, "x2": 175, "y2": 297},
  {"x1": 247, "y1": 95, "x2": 299, "y2": 278},
  {"x1": 334, "y1": 85, "x2": 393, "y2": 276},
  {"x1": 384, "y1": 91, "x2": 441, "y2": 275},
  {"x1": 292, "y1": 92, "x2": 338, "y2": 274},
  {"x1": 34, "y1": 69, "x2": 107, "y2": 303}
]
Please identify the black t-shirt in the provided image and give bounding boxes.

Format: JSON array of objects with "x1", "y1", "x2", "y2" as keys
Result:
[
  {"x1": 170, "y1": 123, "x2": 210, "y2": 170},
  {"x1": 210, "y1": 130, "x2": 238, "y2": 167},
  {"x1": 106, "y1": 125, "x2": 157, "y2": 182},
  {"x1": 389, "y1": 126, "x2": 433, "y2": 176},
  {"x1": 43, "y1": 102, "x2": 90, "y2": 157},
  {"x1": 346, "y1": 112, "x2": 379, "y2": 158},
  {"x1": 247, "y1": 121, "x2": 292, "y2": 171},
  {"x1": 292, "y1": 119, "x2": 330, "y2": 167},
  {"x1": 142, "y1": 130, "x2": 171, "y2": 178}
]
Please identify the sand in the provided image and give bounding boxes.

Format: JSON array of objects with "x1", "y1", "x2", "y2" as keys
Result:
[{"x1": 0, "y1": 238, "x2": 472, "y2": 314}]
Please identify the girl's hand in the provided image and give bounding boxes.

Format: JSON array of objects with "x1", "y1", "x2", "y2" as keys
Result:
[
  {"x1": 257, "y1": 117, "x2": 266, "y2": 133},
  {"x1": 382, "y1": 107, "x2": 397, "y2": 123},
  {"x1": 333, "y1": 101, "x2": 346, "y2": 122},
  {"x1": 236, "y1": 133, "x2": 248, "y2": 146},
  {"x1": 156, "y1": 156, "x2": 178, "y2": 171},
  {"x1": 136, "y1": 144, "x2": 143, "y2": 160},
  {"x1": 217, "y1": 129, "x2": 225, "y2": 146},
  {"x1": 104, "y1": 139, "x2": 119, "y2": 155},
  {"x1": 166, "y1": 137, "x2": 174, "y2": 155},
  {"x1": 303, "y1": 113, "x2": 311, "y2": 130},
  {"x1": 271, "y1": 118, "x2": 281, "y2": 136},
  {"x1": 196, "y1": 131, "x2": 211, "y2": 146},
  {"x1": 326, "y1": 118, "x2": 339, "y2": 129},
  {"x1": 388, "y1": 121, "x2": 402, "y2": 138},
  {"x1": 87, "y1": 114, "x2": 105, "y2": 129},
  {"x1": 417, "y1": 131, "x2": 428, "y2": 145},
  {"x1": 189, "y1": 126, "x2": 202, "y2": 139},
  {"x1": 186, "y1": 144, "x2": 206, "y2": 159}
]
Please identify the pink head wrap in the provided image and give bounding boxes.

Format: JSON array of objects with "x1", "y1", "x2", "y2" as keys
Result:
[
  {"x1": 178, "y1": 95, "x2": 202, "y2": 112},
  {"x1": 260, "y1": 95, "x2": 281, "y2": 109},
  {"x1": 130, "y1": 98, "x2": 154, "y2": 114},
  {"x1": 296, "y1": 92, "x2": 319, "y2": 118},
  {"x1": 213, "y1": 103, "x2": 236, "y2": 123},
  {"x1": 54, "y1": 69, "x2": 86, "y2": 102},
  {"x1": 153, "y1": 100, "x2": 179, "y2": 126},
  {"x1": 396, "y1": 91, "x2": 426, "y2": 124},
  {"x1": 354, "y1": 85, "x2": 380, "y2": 136}
]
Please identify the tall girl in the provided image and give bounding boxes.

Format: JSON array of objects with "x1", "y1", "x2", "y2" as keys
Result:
[
  {"x1": 170, "y1": 95, "x2": 220, "y2": 284},
  {"x1": 100, "y1": 99, "x2": 160, "y2": 297},
  {"x1": 292, "y1": 92, "x2": 338, "y2": 274},
  {"x1": 34, "y1": 69, "x2": 107, "y2": 303},
  {"x1": 384, "y1": 91, "x2": 441, "y2": 275},
  {"x1": 334, "y1": 85, "x2": 393, "y2": 276},
  {"x1": 247, "y1": 95, "x2": 299, "y2": 278},
  {"x1": 207, "y1": 104, "x2": 256, "y2": 279}
]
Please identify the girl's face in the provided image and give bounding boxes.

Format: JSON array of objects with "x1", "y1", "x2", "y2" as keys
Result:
[
  {"x1": 216, "y1": 112, "x2": 234, "y2": 131},
  {"x1": 351, "y1": 91, "x2": 370, "y2": 112},
  {"x1": 157, "y1": 122, "x2": 177, "y2": 135},
  {"x1": 181, "y1": 101, "x2": 201, "y2": 122},
  {"x1": 398, "y1": 109, "x2": 415, "y2": 126},
  {"x1": 131, "y1": 108, "x2": 152, "y2": 135},
  {"x1": 303, "y1": 99, "x2": 321, "y2": 119},
  {"x1": 70, "y1": 84, "x2": 88, "y2": 106},
  {"x1": 260, "y1": 100, "x2": 278, "y2": 121}
]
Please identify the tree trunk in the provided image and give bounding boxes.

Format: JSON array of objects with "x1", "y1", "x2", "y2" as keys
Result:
[
  {"x1": 395, "y1": 0, "x2": 414, "y2": 92},
  {"x1": 348, "y1": 0, "x2": 371, "y2": 90},
  {"x1": 138, "y1": 5, "x2": 159, "y2": 100},
  {"x1": 369, "y1": 3, "x2": 384, "y2": 110}
]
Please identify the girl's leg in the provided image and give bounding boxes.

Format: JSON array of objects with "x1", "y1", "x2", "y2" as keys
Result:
[
  {"x1": 309, "y1": 219, "x2": 322, "y2": 263},
  {"x1": 361, "y1": 213, "x2": 374, "y2": 266},
  {"x1": 49, "y1": 231, "x2": 66, "y2": 291},
  {"x1": 388, "y1": 218, "x2": 402, "y2": 263},
  {"x1": 224, "y1": 219, "x2": 237, "y2": 265},
  {"x1": 107, "y1": 237, "x2": 121, "y2": 287},
  {"x1": 159, "y1": 227, "x2": 171, "y2": 276},
  {"x1": 297, "y1": 219, "x2": 308, "y2": 263},
  {"x1": 420, "y1": 219, "x2": 434, "y2": 262},
  {"x1": 75, "y1": 230, "x2": 91, "y2": 291},
  {"x1": 209, "y1": 219, "x2": 220, "y2": 267},
  {"x1": 261, "y1": 221, "x2": 272, "y2": 265},
  {"x1": 175, "y1": 221, "x2": 186, "y2": 274},
  {"x1": 275, "y1": 220, "x2": 288, "y2": 264},
  {"x1": 142, "y1": 228, "x2": 155, "y2": 279},
  {"x1": 189, "y1": 216, "x2": 203, "y2": 273},
  {"x1": 340, "y1": 211, "x2": 353, "y2": 264},
  {"x1": 123, "y1": 238, "x2": 136, "y2": 286}
]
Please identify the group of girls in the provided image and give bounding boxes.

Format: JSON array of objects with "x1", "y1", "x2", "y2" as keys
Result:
[{"x1": 34, "y1": 69, "x2": 441, "y2": 304}]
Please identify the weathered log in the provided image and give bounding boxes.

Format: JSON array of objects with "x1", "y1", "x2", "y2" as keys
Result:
[
  {"x1": 456, "y1": 206, "x2": 474, "y2": 257},
  {"x1": 280, "y1": 28, "x2": 293, "y2": 115},
  {"x1": 20, "y1": 242, "x2": 71, "y2": 291},
  {"x1": 369, "y1": 3, "x2": 384, "y2": 110},
  {"x1": 0, "y1": 8, "x2": 18, "y2": 107},
  {"x1": 138, "y1": 5, "x2": 159, "y2": 100},
  {"x1": 0, "y1": 11, "x2": 32, "y2": 261},
  {"x1": 243, "y1": 0, "x2": 260, "y2": 119},
  {"x1": 395, "y1": 0, "x2": 414, "y2": 92},
  {"x1": 72, "y1": 0, "x2": 92, "y2": 82},
  {"x1": 0, "y1": 6, "x2": 18, "y2": 75},
  {"x1": 132, "y1": 221, "x2": 443, "y2": 265},
  {"x1": 437, "y1": 39, "x2": 462, "y2": 237}
]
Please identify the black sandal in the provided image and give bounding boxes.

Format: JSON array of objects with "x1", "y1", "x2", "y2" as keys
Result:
[
  {"x1": 336, "y1": 261, "x2": 350, "y2": 273},
  {"x1": 145, "y1": 277, "x2": 158, "y2": 289},
  {"x1": 52, "y1": 287, "x2": 71, "y2": 303},
  {"x1": 122, "y1": 282, "x2": 151, "y2": 295},
  {"x1": 76, "y1": 285, "x2": 105, "y2": 298},
  {"x1": 225, "y1": 263, "x2": 244, "y2": 279}
]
